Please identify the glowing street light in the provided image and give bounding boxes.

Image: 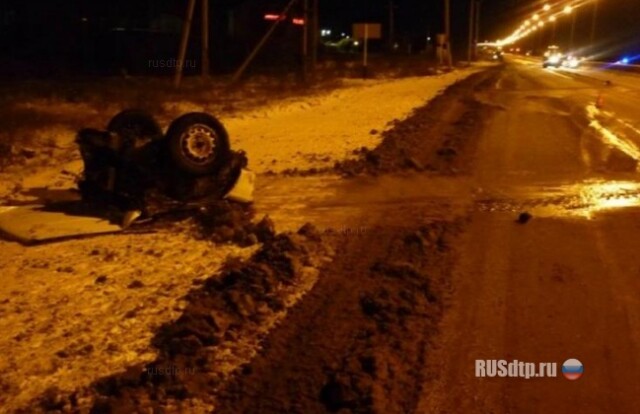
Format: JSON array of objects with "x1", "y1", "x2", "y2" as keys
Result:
[
  {"x1": 564, "y1": 5, "x2": 573, "y2": 14},
  {"x1": 543, "y1": 4, "x2": 551, "y2": 11},
  {"x1": 533, "y1": 13, "x2": 540, "y2": 21},
  {"x1": 549, "y1": 15, "x2": 556, "y2": 22},
  {"x1": 538, "y1": 21, "x2": 544, "y2": 27}
]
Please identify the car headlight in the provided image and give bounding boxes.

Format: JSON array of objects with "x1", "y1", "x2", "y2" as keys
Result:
[{"x1": 549, "y1": 55, "x2": 561, "y2": 64}]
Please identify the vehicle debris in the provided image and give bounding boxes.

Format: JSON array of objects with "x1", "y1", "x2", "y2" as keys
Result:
[
  {"x1": 516, "y1": 212, "x2": 533, "y2": 224},
  {"x1": 0, "y1": 110, "x2": 256, "y2": 244},
  {"x1": 77, "y1": 109, "x2": 255, "y2": 222}
]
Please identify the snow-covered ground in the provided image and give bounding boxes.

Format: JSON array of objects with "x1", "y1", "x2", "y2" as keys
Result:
[
  {"x1": 0, "y1": 232, "x2": 253, "y2": 411},
  {"x1": 0, "y1": 66, "x2": 486, "y2": 412},
  {"x1": 223, "y1": 69, "x2": 483, "y2": 173}
]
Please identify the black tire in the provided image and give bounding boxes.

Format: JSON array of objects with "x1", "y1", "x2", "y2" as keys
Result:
[
  {"x1": 107, "y1": 109, "x2": 163, "y2": 151},
  {"x1": 166, "y1": 112, "x2": 231, "y2": 176}
]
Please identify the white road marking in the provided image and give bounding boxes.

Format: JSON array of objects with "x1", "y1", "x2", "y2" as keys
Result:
[
  {"x1": 586, "y1": 104, "x2": 640, "y2": 164},
  {"x1": 544, "y1": 69, "x2": 573, "y2": 80},
  {"x1": 616, "y1": 117, "x2": 640, "y2": 137}
]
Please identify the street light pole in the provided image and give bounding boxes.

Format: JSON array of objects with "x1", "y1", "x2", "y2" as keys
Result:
[
  {"x1": 444, "y1": 0, "x2": 450, "y2": 40},
  {"x1": 174, "y1": 0, "x2": 197, "y2": 87},
  {"x1": 444, "y1": 0, "x2": 452, "y2": 67}
]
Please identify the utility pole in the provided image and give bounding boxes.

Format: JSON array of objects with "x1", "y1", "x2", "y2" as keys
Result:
[
  {"x1": 364, "y1": 23, "x2": 369, "y2": 77},
  {"x1": 467, "y1": 0, "x2": 475, "y2": 66},
  {"x1": 174, "y1": 0, "x2": 197, "y2": 87},
  {"x1": 311, "y1": 0, "x2": 319, "y2": 71},
  {"x1": 474, "y1": 0, "x2": 481, "y2": 56},
  {"x1": 201, "y1": 0, "x2": 210, "y2": 78},
  {"x1": 302, "y1": 0, "x2": 309, "y2": 80},
  {"x1": 232, "y1": 0, "x2": 299, "y2": 83},
  {"x1": 388, "y1": 1, "x2": 395, "y2": 51},
  {"x1": 444, "y1": 0, "x2": 452, "y2": 67}
]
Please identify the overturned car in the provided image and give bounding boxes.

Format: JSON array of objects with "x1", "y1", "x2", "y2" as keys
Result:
[{"x1": 77, "y1": 110, "x2": 255, "y2": 225}]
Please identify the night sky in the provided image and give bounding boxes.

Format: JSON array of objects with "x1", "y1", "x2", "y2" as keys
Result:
[
  {"x1": 2, "y1": 0, "x2": 637, "y2": 47},
  {"x1": 1, "y1": 0, "x2": 639, "y2": 74}
]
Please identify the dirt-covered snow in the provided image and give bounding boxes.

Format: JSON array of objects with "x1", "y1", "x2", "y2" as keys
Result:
[
  {"x1": 0, "y1": 230, "x2": 253, "y2": 412},
  {"x1": 224, "y1": 69, "x2": 483, "y2": 173},
  {"x1": 0, "y1": 66, "x2": 487, "y2": 412}
]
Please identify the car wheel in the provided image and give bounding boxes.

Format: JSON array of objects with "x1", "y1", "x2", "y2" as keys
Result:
[
  {"x1": 166, "y1": 112, "x2": 231, "y2": 176},
  {"x1": 107, "y1": 109, "x2": 163, "y2": 151}
]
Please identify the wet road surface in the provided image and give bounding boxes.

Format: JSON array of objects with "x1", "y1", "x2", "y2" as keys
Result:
[{"x1": 414, "y1": 59, "x2": 640, "y2": 413}]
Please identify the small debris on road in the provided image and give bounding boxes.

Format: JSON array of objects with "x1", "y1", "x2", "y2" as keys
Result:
[
  {"x1": 194, "y1": 201, "x2": 275, "y2": 246},
  {"x1": 516, "y1": 212, "x2": 533, "y2": 224}
]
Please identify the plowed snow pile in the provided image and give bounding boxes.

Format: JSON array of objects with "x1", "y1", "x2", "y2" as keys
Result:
[{"x1": 224, "y1": 69, "x2": 483, "y2": 174}]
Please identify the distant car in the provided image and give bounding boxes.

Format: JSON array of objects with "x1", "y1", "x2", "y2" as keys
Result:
[
  {"x1": 543, "y1": 46, "x2": 564, "y2": 68},
  {"x1": 543, "y1": 53, "x2": 564, "y2": 68},
  {"x1": 562, "y1": 55, "x2": 581, "y2": 69},
  {"x1": 324, "y1": 37, "x2": 360, "y2": 53}
]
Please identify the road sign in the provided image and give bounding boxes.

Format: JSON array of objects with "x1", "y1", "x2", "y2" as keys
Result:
[
  {"x1": 352, "y1": 23, "x2": 381, "y2": 77},
  {"x1": 353, "y1": 23, "x2": 382, "y2": 40}
]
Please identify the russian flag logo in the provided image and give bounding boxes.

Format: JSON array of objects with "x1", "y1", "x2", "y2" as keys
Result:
[{"x1": 562, "y1": 359, "x2": 583, "y2": 380}]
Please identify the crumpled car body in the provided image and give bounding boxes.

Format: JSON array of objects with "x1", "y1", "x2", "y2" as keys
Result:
[{"x1": 76, "y1": 110, "x2": 254, "y2": 223}]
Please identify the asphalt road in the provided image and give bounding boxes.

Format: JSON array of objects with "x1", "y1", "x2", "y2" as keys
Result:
[{"x1": 416, "y1": 58, "x2": 640, "y2": 413}]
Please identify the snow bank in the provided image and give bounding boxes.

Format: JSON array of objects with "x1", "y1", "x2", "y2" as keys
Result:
[{"x1": 223, "y1": 68, "x2": 483, "y2": 173}]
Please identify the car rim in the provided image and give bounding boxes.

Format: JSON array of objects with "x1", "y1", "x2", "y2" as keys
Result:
[{"x1": 180, "y1": 124, "x2": 217, "y2": 165}]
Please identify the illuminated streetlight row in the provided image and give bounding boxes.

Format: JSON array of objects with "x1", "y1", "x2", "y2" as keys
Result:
[{"x1": 497, "y1": 1, "x2": 589, "y2": 46}]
